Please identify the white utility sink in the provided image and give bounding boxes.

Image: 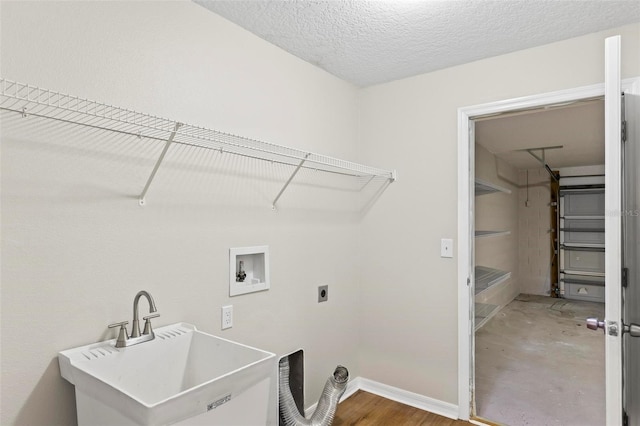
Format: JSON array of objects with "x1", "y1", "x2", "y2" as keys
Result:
[{"x1": 59, "y1": 323, "x2": 277, "y2": 426}]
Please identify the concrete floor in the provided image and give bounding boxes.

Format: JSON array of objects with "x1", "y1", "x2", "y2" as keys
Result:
[{"x1": 475, "y1": 294, "x2": 606, "y2": 426}]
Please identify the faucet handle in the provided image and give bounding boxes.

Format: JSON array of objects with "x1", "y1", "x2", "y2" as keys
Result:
[
  {"x1": 143, "y1": 313, "x2": 160, "y2": 320},
  {"x1": 142, "y1": 313, "x2": 160, "y2": 335},
  {"x1": 108, "y1": 320, "x2": 129, "y2": 329},
  {"x1": 108, "y1": 321, "x2": 129, "y2": 348}
]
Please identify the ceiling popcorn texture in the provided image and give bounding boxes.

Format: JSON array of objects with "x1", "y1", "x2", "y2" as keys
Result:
[{"x1": 195, "y1": 0, "x2": 640, "y2": 87}]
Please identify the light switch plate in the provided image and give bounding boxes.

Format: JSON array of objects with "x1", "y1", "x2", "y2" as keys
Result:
[{"x1": 441, "y1": 238, "x2": 454, "y2": 258}]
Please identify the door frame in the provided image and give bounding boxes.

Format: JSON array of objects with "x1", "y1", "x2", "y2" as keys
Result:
[{"x1": 457, "y1": 77, "x2": 640, "y2": 422}]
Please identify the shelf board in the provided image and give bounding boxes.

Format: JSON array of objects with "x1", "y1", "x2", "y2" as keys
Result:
[
  {"x1": 475, "y1": 302, "x2": 500, "y2": 331},
  {"x1": 561, "y1": 274, "x2": 605, "y2": 287},
  {"x1": 475, "y1": 178, "x2": 512, "y2": 196},
  {"x1": 561, "y1": 269, "x2": 605, "y2": 278},
  {"x1": 559, "y1": 187, "x2": 605, "y2": 194},
  {"x1": 561, "y1": 243, "x2": 605, "y2": 251},
  {"x1": 475, "y1": 230, "x2": 511, "y2": 238},
  {"x1": 561, "y1": 215, "x2": 605, "y2": 220},
  {"x1": 475, "y1": 266, "x2": 511, "y2": 295},
  {"x1": 560, "y1": 228, "x2": 605, "y2": 233}
]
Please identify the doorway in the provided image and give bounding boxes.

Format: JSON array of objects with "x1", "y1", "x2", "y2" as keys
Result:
[
  {"x1": 457, "y1": 71, "x2": 639, "y2": 425},
  {"x1": 470, "y1": 98, "x2": 606, "y2": 425},
  {"x1": 458, "y1": 79, "x2": 624, "y2": 419}
]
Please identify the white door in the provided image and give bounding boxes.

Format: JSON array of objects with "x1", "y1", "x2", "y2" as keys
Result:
[
  {"x1": 622, "y1": 61, "x2": 640, "y2": 426},
  {"x1": 623, "y1": 79, "x2": 640, "y2": 426},
  {"x1": 602, "y1": 35, "x2": 640, "y2": 426},
  {"x1": 603, "y1": 34, "x2": 624, "y2": 426}
]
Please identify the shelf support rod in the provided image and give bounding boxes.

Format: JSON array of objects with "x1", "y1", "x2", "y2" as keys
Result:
[
  {"x1": 139, "y1": 122, "x2": 182, "y2": 206},
  {"x1": 272, "y1": 153, "x2": 310, "y2": 210},
  {"x1": 521, "y1": 146, "x2": 561, "y2": 183},
  {"x1": 359, "y1": 174, "x2": 377, "y2": 191}
]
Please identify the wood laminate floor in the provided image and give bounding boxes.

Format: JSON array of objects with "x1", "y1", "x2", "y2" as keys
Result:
[{"x1": 333, "y1": 391, "x2": 471, "y2": 425}]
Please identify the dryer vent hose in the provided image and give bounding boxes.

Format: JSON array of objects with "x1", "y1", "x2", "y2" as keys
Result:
[{"x1": 279, "y1": 357, "x2": 349, "y2": 426}]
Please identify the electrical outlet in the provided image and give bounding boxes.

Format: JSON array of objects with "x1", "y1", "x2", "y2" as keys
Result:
[
  {"x1": 318, "y1": 285, "x2": 328, "y2": 303},
  {"x1": 221, "y1": 305, "x2": 233, "y2": 329}
]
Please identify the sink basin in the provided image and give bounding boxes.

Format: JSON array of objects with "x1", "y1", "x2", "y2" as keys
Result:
[{"x1": 59, "y1": 323, "x2": 277, "y2": 425}]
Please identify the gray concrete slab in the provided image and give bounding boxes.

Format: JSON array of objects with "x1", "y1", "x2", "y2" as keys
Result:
[{"x1": 475, "y1": 294, "x2": 606, "y2": 426}]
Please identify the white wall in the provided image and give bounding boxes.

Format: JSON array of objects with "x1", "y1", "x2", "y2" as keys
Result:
[
  {"x1": 518, "y1": 168, "x2": 553, "y2": 296},
  {"x1": 357, "y1": 23, "x2": 639, "y2": 404},
  {"x1": 0, "y1": 2, "x2": 363, "y2": 425}
]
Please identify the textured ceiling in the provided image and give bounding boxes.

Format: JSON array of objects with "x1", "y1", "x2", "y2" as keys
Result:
[{"x1": 195, "y1": 0, "x2": 640, "y2": 87}]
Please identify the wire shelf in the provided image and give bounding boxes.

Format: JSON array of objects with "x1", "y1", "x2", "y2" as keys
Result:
[
  {"x1": 475, "y1": 302, "x2": 500, "y2": 331},
  {"x1": 0, "y1": 78, "x2": 396, "y2": 206},
  {"x1": 475, "y1": 178, "x2": 511, "y2": 196},
  {"x1": 475, "y1": 265, "x2": 511, "y2": 295},
  {"x1": 475, "y1": 230, "x2": 511, "y2": 238}
]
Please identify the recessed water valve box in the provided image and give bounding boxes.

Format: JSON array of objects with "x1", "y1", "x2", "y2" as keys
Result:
[{"x1": 229, "y1": 246, "x2": 270, "y2": 296}]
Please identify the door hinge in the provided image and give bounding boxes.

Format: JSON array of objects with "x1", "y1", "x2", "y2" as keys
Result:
[
  {"x1": 622, "y1": 267, "x2": 629, "y2": 288},
  {"x1": 623, "y1": 410, "x2": 628, "y2": 426},
  {"x1": 622, "y1": 120, "x2": 627, "y2": 142}
]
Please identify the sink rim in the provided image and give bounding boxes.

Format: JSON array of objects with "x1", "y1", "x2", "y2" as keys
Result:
[{"x1": 59, "y1": 322, "x2": 276, "y2": 408}]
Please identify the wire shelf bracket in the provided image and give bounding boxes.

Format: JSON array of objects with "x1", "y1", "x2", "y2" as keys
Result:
[
  {"x1": 272, "y1": 153, "x2": 310, "y2": 211},
  {"x1": 0, "y1": 78, "x2": 396, "y2": 207},
  {"x1": 139, "y1": 122, "x2": 182, "y2": 206}
]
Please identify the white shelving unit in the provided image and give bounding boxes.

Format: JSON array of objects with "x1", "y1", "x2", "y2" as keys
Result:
[
  {"x1": 0, "y1": 78, "x2": 396, "y2": 208},
  {"x1": 474, "y1": 177, "x2": 512, "y2": 330},
  {"x1": 559, "y1": 185, "x2": 606, "y2": 302},
  {"x1": 474, "y1": 177, "x2": 511, "y2": 241}
]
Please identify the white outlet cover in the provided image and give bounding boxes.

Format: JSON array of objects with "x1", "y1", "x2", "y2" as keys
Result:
[
  {"x1": 221, "y1": 305, "x2": 233, "y2": 329},
  {"x1": 441, "y1": 238, "x2": 454, "y2": 258}
]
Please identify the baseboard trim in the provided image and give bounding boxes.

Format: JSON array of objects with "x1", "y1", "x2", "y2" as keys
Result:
[
  {"x1": 304, "y1": 376, "x2": 458, "y2": 420},
  {"x1": 357, "y1": 377, "x2": 459, "y2": 420}
]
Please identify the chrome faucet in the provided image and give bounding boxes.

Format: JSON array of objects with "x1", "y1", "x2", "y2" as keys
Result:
[{"x1": 108, "y1": 290, "x2": 160, "y2": 348}]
